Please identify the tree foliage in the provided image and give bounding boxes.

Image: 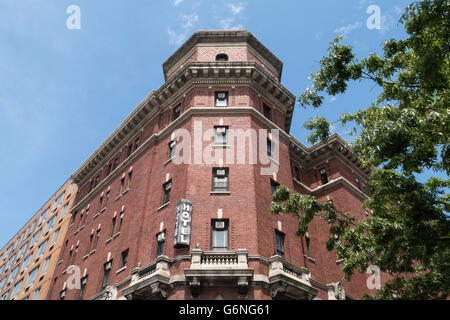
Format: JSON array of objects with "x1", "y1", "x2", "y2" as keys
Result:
[{"x1": 271, "y1": 0, "x2": 449, "y2": 299}]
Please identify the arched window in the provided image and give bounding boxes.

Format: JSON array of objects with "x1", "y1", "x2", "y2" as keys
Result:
[{"x1": 215, "y1": 54, "x2": 228, "y2": 62}]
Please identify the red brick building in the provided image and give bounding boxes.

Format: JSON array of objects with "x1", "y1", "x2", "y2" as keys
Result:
[{"x1": 48, "y1": 30, "x2": 385, "y2": 300}]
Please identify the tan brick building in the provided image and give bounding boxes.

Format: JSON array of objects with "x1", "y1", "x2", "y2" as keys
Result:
[
  {"x1": 0, "y1": 179, "x2": 77, "y2": 300},
  {"x1": 47, "y1": 30, "x2": 387, "y2": 300}
]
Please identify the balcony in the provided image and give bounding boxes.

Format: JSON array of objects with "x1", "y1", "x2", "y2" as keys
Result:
[
  {"x1": 184, "y1": 249, "x2": 254, "y2": 297},
  {"x1": 122, "y1": 256, "x2": 171, "y2": 300},
  {"x1": 268, "y1": 255, "x2": 318, "y2": 300}
]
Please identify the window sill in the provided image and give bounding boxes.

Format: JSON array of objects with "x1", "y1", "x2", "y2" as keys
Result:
[
  {"x1": 304, "y1": 255, "x2": 315, "y2": 263},
  {"x1": 82, "y1": 254, "x2": 89, "y2": 260},
  {"x1": 268, "y1": 156, "x2": 280, "y2": 167},
  {"x1": 212, "y1": 144, "x2": 230, "y2": 149},
  {"x1": 157, "y1": 202, "x2": 170, "y2": 211},
  {"x1": 115, "y1": 195, "x2": 121, "y2": 202},
  {"x1": 57, "y1": 260, "x2": 63, "y2": 265},
  {"x1": 123, "y1": 188, "x2": 130, "y2": 195},
  {"x1": 79, "y1": 225, "x2": 85, "y2": 231},
  {"x1": 210, "y1": 191, "x2": 231, "y2": 195},
  {"x1": 164, "y1": 157, "x2": 175, "y2": 166},
  {"x1": 116, "y1": 266, "x2": 127, "y2": 274},
  {"x1": 93, "y1": 212, "x2": 100, "y2": 220},
  {"x1": 90, "y1": 249, "x2": 96, "y2": 255},
  {"x1": 105, "y1": 238, "x2": 112, "y2": 245},
  {"x1": 336, "y1": 258, "x2": 345, "y2": 264},
  {"x1": 113, "y1": 232, "x2": 121, "y2": 239},
  {"x1": 100, "y1": 207, "x2": 106, "y2": 213}
]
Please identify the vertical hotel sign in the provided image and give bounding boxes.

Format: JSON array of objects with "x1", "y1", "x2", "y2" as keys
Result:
[{"x1": 174, "y1": 199, "x2": 192, "y2": 248}]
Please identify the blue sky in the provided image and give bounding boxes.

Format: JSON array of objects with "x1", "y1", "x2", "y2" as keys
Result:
[{"x1": 0, "y1": 0, "x2": 429, "y2": 248}]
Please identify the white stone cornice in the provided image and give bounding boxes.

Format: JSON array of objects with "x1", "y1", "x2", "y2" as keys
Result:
[{"x1": 292, "y1": 176, "x2": 369, "y2": 200}]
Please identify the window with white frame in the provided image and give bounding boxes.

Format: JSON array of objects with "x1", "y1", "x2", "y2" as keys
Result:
[
  {"x1": 168, "y1": 140, "x2": 177, "y2": 159},
  {"x1": 38, "y1": 208, "x2": 49, "y2": 224},
  {"x1": 214, "y1": 126, "x2": 228, "y2": 146},
  {"x1": 21, "y1": 254, "x2": 31, "y2": 271},
  {"x1": 215, "y1": 91, "x2": 228, "y2": 107},
  {"x1": 211, "y1": 220, "x2": 229, "y2": 251},
  {"x1": 53, "y1": 192, "x2": 65, "y2": 210},
  {"x1": 212, "y1": 168, "x2": 229, "y2": 192}
]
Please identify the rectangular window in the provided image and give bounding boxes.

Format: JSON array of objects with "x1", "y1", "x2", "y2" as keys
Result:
[
  {"x1": 306, "y1": 236, "x2": 312, "y2": 258},
  {"x1": 60, "y1": 204, "x2": 68, "y2": 219},
  {"x1": 173, "y1": 104, "x2": 181, "y2": 121},
  {"x1": 12, "y1": 279, "x2": 23, "y2": 298},
  {"x1": 86, "y1": 234, "x2": 93, "y2": 255},
  {"x1": 134, "y1": 137, "x2": 140, "y2": 151},
  {"x1": 215, "y1": 91, "x2": 228, "y2": 107},
  {"x1": 45, "y1": 215, "x2": 56, "y2": 233},
  {"x1": 120, "y1": 177, "x2": 125, "y2": 194},
  {"x1": 294, "y1": 166, "x2": 300, "y2": 181},
  {"x1": 127, "y1": 144, "x2": 133, "y2": 158},
  {"x1": 117, "y1": 212, "x2": 124, "y2": 233},
  {"x1": 267, "y1": 138, "x2": 273, "y2": 158},
  {"x1": 270, "y1": 180, "x2": 280, "y2": 195},
  {"x1": 101, "y1": 261, "x2": 112, "y2": 290},
  {"x1": 162, "y1": 181, "x2": 172, "y2": 205},
  {"x1": 39, "y1": 208, "x2": 49, "y2": 224},
  {"x1": 31, "y1": 230, "x2": 40, "y2": 246},
  {"x1": 275, "y1": 231, "x2": 285, "y2": 258},
  {"x1": 211, "y1": 220, "x2": 229, "y2": 251},
  {"x1": 113, "y1": 158, "x2": 119, "y2": 171},
  {"x1": 7, "y1": 255, "x2": 15, "y2": 268},
  {"x1": 212, "y1": 168, "x2": 229, "y2": 192},
  {"x1": 121, "y1": 249, "x2": 129, "y2": 268},
  {"x1": 214, "y1": 126, "x2": 228, "y2": 146},
  {"x1": 37, "y1": 240, "x2": 48, "y2": 258},
  {"x1": 41, "y1": 256, "x2": 51, "y2": 275},
  {"x1": 263, "y1": 104, "x2": 272, "y2": 121},
  {"x1": 110, "y1": 217, "x2": 116, "y2": 238},
  {"x1": 94, "y1": 229, "x2": 101, "y2": 250},
  {"x1": 68, "y1": 183, "x2": 74, "y2": 196},
  {"x1": 27, "y1": 267, "x2": 38, "y2": 286},
  {"x1": 51, "y1": 228, "x2": 60, "y2": 246},
  {"x1": 21, "y1": 254, "x2": 31, "y2": 271},
  {"x1": 127, "y1": 172, "x2": 132, "y2": 189},
  {"x1": 78, "y1": 276, "x2": 87, "y2": 300},
  {"x1": 32, "y1": 287, "x2": 40, "y2": 300},
  {"x1": 168, "y1": 140, "x2": 177, "y2": 159},
  {"x1": 156, "y1": 232, "x2": 165, "y2": 257},
  {"x1": 105, "y1": 191, "x2": 110, "y2": 208},
  {"x1": 320, "y1": 168, "x2": 328, "y2": 185},
  {"x1": 8, "y1": 266, "x2": 18, "y2": 282},
  {"x1": 53, "y1": 192, "x2": 65, "y2": 210},
  {"x1": 18, "y1": 243, "x2": 27, "y2": 258}
]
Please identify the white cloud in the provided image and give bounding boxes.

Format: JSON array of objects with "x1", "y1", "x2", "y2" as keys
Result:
[
  {"x1": 168, "y1": 28, "x2": 188, "y2": 45},
  {"x1": 182, "y1": 13, "x2": 198, "y2": 29},
  {"x1": 229, "y1": 3, "x2": 244, "y2": 15},
  {"x1": 173, "y1": 0, "x2": 184, "y2": 6},
  {"x1": 334, "y1": 21, "x2": 363, "y2": 35},
  {"x1": 168, "y1": 13, "x2": 199, "y2": 45},
  {"x1": 220, "y1": 18, "x2": 243, "y2": 30}
]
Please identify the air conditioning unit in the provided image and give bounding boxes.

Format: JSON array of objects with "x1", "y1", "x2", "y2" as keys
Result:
[
  {"x1": 215, "y1": 221, "x2": 225, "y2": 230},
  {"x1": 157, "y1": 232, "x2": 165, "y2": 242},
  {"x1": 216, "y1": 169, "x2": 226, "y2": 176},
  {"x1": 217, "y1": 93, "x2": 226, "y2": 99}
]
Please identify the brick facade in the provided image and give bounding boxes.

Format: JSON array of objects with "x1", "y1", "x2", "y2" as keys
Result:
[{"x1": 46, "y1": 30, "x2": 387, "y2": 301}]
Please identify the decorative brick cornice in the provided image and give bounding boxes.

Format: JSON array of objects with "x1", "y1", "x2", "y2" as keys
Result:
[
  {"x1": 162, "y1": 30, "x2": 284, "y2": 81},
  {"x1": 71, "y1": 62, "x2": 296, "y2": 187},
  {"x1": 289, "y1": 134, "x2": 372, "y2": 179}
]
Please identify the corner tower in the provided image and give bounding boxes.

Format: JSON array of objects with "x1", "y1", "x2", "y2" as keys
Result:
[{"x1": 48, "y1": 30, "x2": 379, "y2": 301}]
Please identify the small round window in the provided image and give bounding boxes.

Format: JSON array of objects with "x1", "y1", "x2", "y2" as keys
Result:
[{"x1": 216, "y1": 54, "x2": 228, "y2": 62}]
